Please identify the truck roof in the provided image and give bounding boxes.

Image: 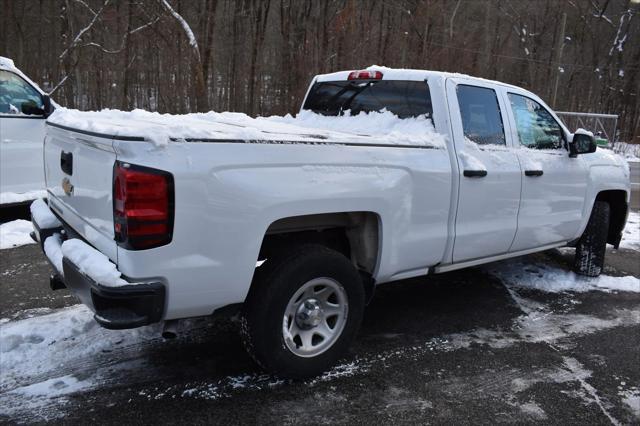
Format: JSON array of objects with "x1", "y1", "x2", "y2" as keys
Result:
[{"x1": 314, "y1": 65, "x2": 521, "y2": 91}]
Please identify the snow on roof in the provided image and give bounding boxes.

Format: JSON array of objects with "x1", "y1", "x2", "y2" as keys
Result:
[
  {"x1": 0, "y1": 56, "x2": 16, "y2": 70},
  {"x1": 315, "y1": 65, "x2": 522, "y2": 91},
  {"x1": 47, "y1": 108, "x2": 447, "y2": 148}
]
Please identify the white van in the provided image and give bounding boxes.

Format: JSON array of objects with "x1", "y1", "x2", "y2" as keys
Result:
[{"x1": 0, "y1": 56, "x2": 54, "y2": 205}]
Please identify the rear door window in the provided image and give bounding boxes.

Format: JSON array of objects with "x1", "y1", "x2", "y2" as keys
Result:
[
  {"x1": 303, "y1": 80, "x2": 432, "y2": 119},
  {"x1": 456, "y1": 85, "x2": 506, "y2": 146}
]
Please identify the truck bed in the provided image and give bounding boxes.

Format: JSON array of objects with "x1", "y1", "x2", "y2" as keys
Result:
[{"x1": 46, "y1": 108, "x2": 446, "y2": 149}]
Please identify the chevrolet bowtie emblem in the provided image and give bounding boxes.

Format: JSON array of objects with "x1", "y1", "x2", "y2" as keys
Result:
[{"x1": 62, "y1": 177, "x2": 74, "y2": 196}]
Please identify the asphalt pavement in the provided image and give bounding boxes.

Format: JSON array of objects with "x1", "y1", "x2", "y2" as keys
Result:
[
  {"x1": 1, "y1": 239, "x2": 639, "y2": 424},
  {"x1": 629, "y1": 161, "x2": 639, "y2": 209}
]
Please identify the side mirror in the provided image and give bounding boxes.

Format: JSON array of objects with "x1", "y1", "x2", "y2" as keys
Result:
[
  {"x1": 20, "y1": 100, "x2": 45, "y2": 116},
  {"x1": 569, "y1": 131, "x2": 597, "y2": 157},
  {"x1": 42, "y1": 94, "x2": 54, "y2": 118}
]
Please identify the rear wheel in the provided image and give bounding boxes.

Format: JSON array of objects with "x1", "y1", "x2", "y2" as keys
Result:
[
  {"x1": 241, "y1": 244, "x2": 365, "y2": 379},
  {"x1": 574, "y1": 201, "x2": 610, "y2": 277}
]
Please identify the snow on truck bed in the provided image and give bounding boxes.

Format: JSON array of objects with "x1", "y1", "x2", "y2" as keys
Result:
[{"x1": 47, "y1": 108, "x2": 446, "y2": 148}]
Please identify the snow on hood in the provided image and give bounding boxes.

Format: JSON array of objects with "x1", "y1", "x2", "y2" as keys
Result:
[{"x1": 47, "y1": 108, "x2": 447, "y2": 149}]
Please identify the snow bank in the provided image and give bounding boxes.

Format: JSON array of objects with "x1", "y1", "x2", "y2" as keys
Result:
[
  {"x1": 612, "y1": 141, "x2": 640, "y2": 161},
  {"x1": 60, "y1": 239, "x2": 128, "y2": 287},
  {"x1": 488, "y1": 259, "x2": 639, "y2": 293},
  {"x1": 619, "y1": 210, "x2": 639, "y2": 251},
  {"x1": 0, "y1": 190, "x2": 47, "y2": 205},
  {"x1": 47, "y1": 107, "x2": 446, "y2": 148},
  {"x1": 0, "y1": 220, "x2": 35, "y2": 250},
  {"x1": 30, "y1": 198, "x2": 61, "y2": 229}
]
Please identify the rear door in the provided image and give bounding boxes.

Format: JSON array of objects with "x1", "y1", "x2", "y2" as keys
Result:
[
  {"x1": 503, "y1": 91, "x2": 588, "y2": 251},
  {"x1": 446, "y1": 78, "x2": 522, "y2": 262},
  {"x1": 45, "y1": 125, "x2": 118, "y2": 260}
]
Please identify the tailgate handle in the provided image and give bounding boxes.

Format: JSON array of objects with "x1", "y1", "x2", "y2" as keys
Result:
[{"x1": 60, "y1": 151, "x2": 73, "y2": 175}]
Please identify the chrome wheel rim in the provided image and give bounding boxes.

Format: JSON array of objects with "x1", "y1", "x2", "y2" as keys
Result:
[{"x1": 282, "y1": 277, "x2": 348, "y2": 358}]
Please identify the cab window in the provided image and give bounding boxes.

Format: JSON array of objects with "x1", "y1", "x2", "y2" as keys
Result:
[
  {"x1": 508, "y1": 93, "x2": 563, "y2": 150},
  {"x1": 0, "y1": 70, "x2": 43, "y2": 114},
  {"x1": 456, "y1": 85, "x2": 506, "y2": 146},
  {"x1": 303, "y1": 80, "x2": 433, "y2": 119}
]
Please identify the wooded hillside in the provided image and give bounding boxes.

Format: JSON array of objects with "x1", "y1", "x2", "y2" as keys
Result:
[{"x1": 2, "y1": 0, "x2": 638, "y2": 141}]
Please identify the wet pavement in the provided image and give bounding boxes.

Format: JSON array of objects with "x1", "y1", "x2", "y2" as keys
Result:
[{"x1": 1, "y1": 241, "x2": 639, "y2": 425}]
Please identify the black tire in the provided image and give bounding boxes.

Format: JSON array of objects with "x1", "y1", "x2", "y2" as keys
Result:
[
  {"x1": 241, "y1": 244, "x2": 365, "y2": 379},
  {"x1": 574, "y1": 201, "x2": 610, "y2": 277}
]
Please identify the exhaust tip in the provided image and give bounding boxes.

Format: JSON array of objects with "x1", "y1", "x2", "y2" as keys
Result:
[
  {"x1": 162, "y1": 331, "x2": 177, "y2": 339},
  {"x1": 162, "y1": 320, "x2": 179, "y2": 339},
  {"x1": 49, "y1": 274, "x2": 66, "y2": 291}
]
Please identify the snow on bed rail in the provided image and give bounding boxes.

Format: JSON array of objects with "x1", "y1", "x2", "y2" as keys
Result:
[{"x1": 47, "y1": 108, "x2": 446, "y2": 148}]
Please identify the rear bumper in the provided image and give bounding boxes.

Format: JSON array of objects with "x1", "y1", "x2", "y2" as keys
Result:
[{"x1": 31, "y1": 199, "x2": 165, "y2": 330}]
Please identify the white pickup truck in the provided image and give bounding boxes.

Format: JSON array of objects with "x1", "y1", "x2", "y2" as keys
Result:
[{"x1": 31, "y1": 67, "x2": 630, "y2": 378}]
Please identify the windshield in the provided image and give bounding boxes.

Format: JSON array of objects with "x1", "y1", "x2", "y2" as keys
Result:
[{"x1": 302, "y1": 80, "x2": 433, "y2": 119}]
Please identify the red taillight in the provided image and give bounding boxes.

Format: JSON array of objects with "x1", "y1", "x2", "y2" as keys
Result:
[
  {"x1": 113, "y1": 162, "x2": 174, "y2": 250},
  {"x1": 347, "y1": 70, "x2": 383, "y2": 80}
]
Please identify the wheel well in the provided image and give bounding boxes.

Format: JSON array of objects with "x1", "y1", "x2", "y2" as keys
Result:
[
  {"x1": 258, "y1": 212, "x2": 380, "y2": 301},
  {"x1": 595, "y1": 190, "x2": 628, "y2": 247}
]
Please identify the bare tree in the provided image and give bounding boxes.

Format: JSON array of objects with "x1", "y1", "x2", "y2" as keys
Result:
[
  {"x1": 159, "y1": 0, "x2": 209, "y2": 112},
  {"x1": 3, "y1": 0, "x2": 638, "y2": 141}
]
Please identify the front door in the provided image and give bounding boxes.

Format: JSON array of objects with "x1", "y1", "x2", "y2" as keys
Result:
[
  {"x1": 446, "y1": 79, "x2": 522, "y2": 262},
  {"x1": 503, "y1": 91, "x2": 589, "y2": 251}
]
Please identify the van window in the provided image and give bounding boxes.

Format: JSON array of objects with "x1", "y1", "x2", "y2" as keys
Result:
[
  {"x1": 0, "y1": 70, "x2": 43, "y2": 114},
  {"x1": 303, "y1": 80, "x2": 433, "y2": 119},
  {"x1": 456, "y1": 85, "x2": 505, "y2": 146},
  {"x1": 508, "y1": 93, "x2": 563, "y2": 150}
]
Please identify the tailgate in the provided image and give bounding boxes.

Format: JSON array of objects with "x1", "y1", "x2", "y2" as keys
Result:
[{"x1": 44, "y1": 124, "x2": 118, "y2": 261}]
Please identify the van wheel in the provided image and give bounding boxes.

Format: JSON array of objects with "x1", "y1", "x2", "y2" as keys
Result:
[
  {"x1": 241, "y1": 244, "x2": 365, "y2": 379},
  {"x1": 574, "y1": 201, "x2": 610, "y2": 277}
]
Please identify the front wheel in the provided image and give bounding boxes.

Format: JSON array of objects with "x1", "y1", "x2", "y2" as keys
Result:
[
  {"x1": 574, "y1": 201, "x2": 610, "y2": 277},
  {"x1": 241, "y1": 244, "x2": 365, "y2": 379}
]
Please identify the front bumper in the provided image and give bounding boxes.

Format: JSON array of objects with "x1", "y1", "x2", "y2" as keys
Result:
[{"x1": 31, "y1": 199, "x2": 165, "y2": 330}]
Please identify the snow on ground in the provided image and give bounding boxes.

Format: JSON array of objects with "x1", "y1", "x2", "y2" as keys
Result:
[
  {"x1": 619, "y1": 210, "x2": 639, "y2": 250},
  {"x1": 0, "y1": 190, "x2": 47, "y2": 205},
  {"x1": 47, "y1": 108, "x2": 446, "y2": 148},
  {"x1": 487, "y1": 258, "x2": 639, "y2": 293},
  {"x1": 0, "y1": 220, "x2": 35, "y2": 250},
  {"x1": 0, "y1": 305, "x2": 163, "y2": 419},
  {"x1": 1, "y1": 257, "x2": 639, "y2": 422}
]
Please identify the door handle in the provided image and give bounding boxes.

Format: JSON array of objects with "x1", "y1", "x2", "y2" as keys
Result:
[
  {"x1": 463, "y1": 170, "x2": 488, "y2": 178},
  {"x1": 60, "y1": 151, "x2": 73, "y2": 175},
  {"x1": 524, "y1": 170, "x2": 543, "y2": 177}
]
